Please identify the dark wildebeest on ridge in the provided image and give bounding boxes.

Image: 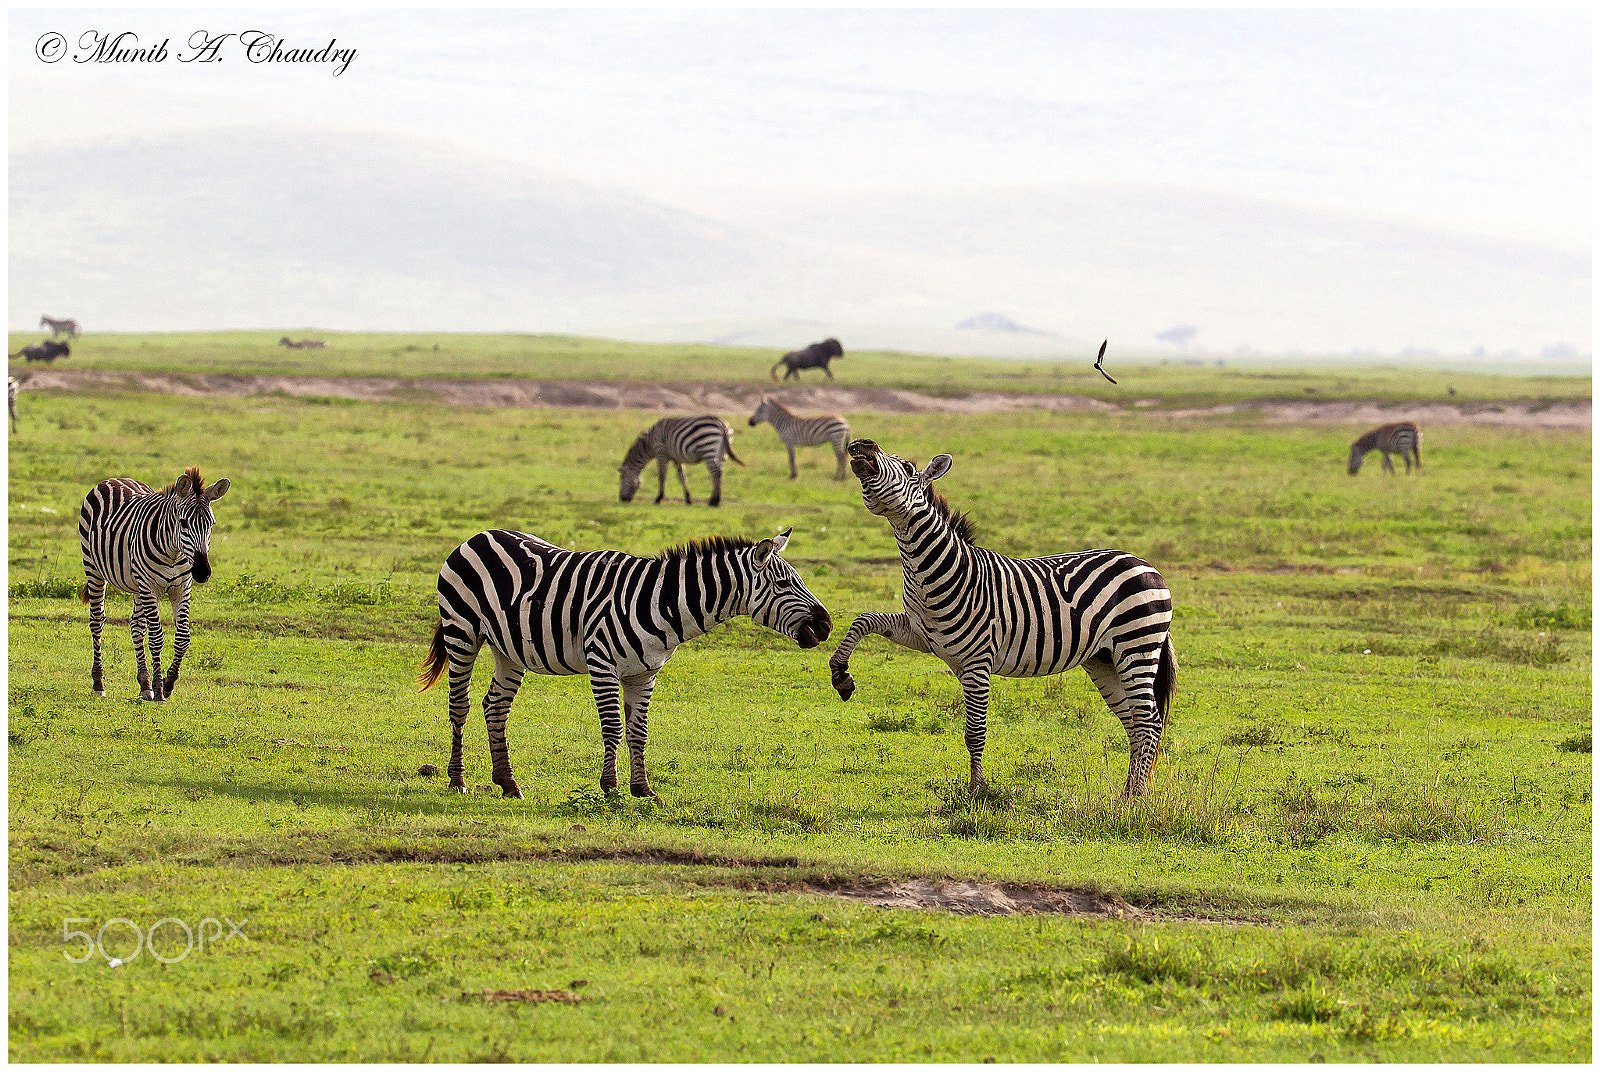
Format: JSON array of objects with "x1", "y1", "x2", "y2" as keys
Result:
[
  {"x1": 771, "y1": 337, "x2": 844, "y2": 381},
  {"x1": 14, "y1": 340, "x2": 70, "y2": 363}
]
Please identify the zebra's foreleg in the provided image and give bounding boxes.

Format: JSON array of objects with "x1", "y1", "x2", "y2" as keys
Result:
[
  {"x1": 162, "y1": 582, "x2": 193, "y2": 698},
  {"x1": 1083, "y1": 650, "x2": 1163, "y2": 797},
  {"x1": 827, "y1": 612, "x2": 931, "y2": 700},
  {"x1": 675, "y1": 461, "x2": 695, "y2": 505},
  {"x1": 958, "y1": 664, "x2": 994, "y2": 793},
  {"x1": 85, "y1": 576, "x2": 108, "y2": 696},
  {"x1": 654, "y1": 457, "x2": 669, "y2": 504},
  {"x1": 587, "y1": 652, "x2": 625, "y2": 793},
  {"x1": 482, "y1": 653, "x2": 526, "y2": 799},
  {"x1": 145, "y1": 594, "x2": 168, "y2": 701},
  {"x1": 786, "y1": 444, "x2": 798, "y2": 480},
  {"x1": 622, "y1": 672, "x2": 661, "y2": 799},
  {"x1": 1380, "y1": 451, "x2": 1395, "y2": 473},
  {"x1": 128, "y1": 582, "x2": 158, "y2": 701}
]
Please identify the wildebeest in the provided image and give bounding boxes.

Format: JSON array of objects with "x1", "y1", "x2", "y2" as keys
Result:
[
  {"x1": 770, "y1": 337, "x2": 844, "y2": 381},
  {"x1": 279, "y1": 337, "x2": 328, "y2": 349},
  {"x1": 13, "y1": 340, "x2": 70, "y2": 363}
]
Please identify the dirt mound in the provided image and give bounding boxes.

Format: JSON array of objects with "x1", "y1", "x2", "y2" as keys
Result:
[
  {"x1": 808, "y1": 876, "x2": 1140, "y2": 918},
  {"x1": 17, "y1": 368, "x2": 1590, "y2": 427}
]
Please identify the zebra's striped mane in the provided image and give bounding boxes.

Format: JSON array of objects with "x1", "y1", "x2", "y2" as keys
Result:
[
  {"x1": 653, "y1": 535, "x2": 757, "y2": 562},
  {"x1": 925, "y1": 488, "x2": 978, "y2": 544},
  {"x1": 160, "y1": 466, "x2": 205, "y2": 497},
  {"x1": 622, "y1": 434, "x2": 653, "y2": 470}
]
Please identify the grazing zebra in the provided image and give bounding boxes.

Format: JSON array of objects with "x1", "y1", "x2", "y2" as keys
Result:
[
  {"x1": 771, "y1": 337, "x2": 844, "y2": 381},
  {"x1": 418, "y1": 527, "x2": 832, "y2": 799},
  {"x1": 39, "y1": 315, "x2": 80, "y2": 338},
  {"x1": 829, "y1": 439, "x2": 1176, "y2": 797},
  {"x1": 79, "y1": 467, "x2": 231, "y2": 700},
  {"x1": 748, "y1": 396, "x2": 850, "y2": 480},
  {"x1": 1348, "y1": 421, "x2": 1422, "y2": 475},
  {"x1": 8, "y1": 377, "x2": 19, "y2": 433},
  {"x1": 619, "y1": 415, "x2": 744, "y2": 507},
  {"x1": 278, "y1": 337, "x2": 327, "y2": 349}
]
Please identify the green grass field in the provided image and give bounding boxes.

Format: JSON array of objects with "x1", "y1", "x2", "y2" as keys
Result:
[
  {"x1": 7, "y1": 341, "x2": 1591, "y2": 1061},
  {"x1": 10, "y1": 329, "x2": 1592, "y2": 407}
]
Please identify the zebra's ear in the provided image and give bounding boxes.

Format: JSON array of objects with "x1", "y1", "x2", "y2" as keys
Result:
[
  {"x1": 173, "y1": 472, "x2": 195, "y2": 497},
  {"x1": 919, "y1": 455, "x2": 953, "y2": 483},
  {"x1": 752, "y1": 537, "x2": 776, "y2": 568},
  {"x1": 204, "y1": 477, "x2": 230, "y2": 501},
  {"x1": 770, "y1": 526, "x2": 793, "y2": 556}
]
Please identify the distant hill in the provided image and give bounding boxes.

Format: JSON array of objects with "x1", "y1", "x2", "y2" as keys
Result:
[{"x1": 956, "y1": 313, "x2": 1053, "y2": 335}]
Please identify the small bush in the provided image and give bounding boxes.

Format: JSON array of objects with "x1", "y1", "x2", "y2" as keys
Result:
[
  {"x1": 866, "y1": 713, "x2": 918, "y2": 733},
  {"x1": 1556, "y1": 732, "x2": 1591, "y2": 754},
  {"x1": 1221, "y1": 723, "x2": 1280, "y2": 748},
  {"x1": 1274, "y1": 980, "x2": 1341, "y2": 1023},
  {"x1": 9, "y1": 577, "x2": 82, "y2": 599},
  {"x1": 1513, "y1": 603, "x2": 1591, "y2": 631}
]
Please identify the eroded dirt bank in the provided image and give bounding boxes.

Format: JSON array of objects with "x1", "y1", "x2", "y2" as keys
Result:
[{"x1": 15, "y1": 368, "x2": 1591, "y2": 428}]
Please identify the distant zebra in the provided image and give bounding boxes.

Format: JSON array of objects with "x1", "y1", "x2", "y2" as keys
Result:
[
  {"x1": 829, "y1": 439, "x2": 1177, "y2": 797},
  {"x1": 8, "y1": 376, "x2": 19, "y2": 433},
  {"x1": 619, "y1": 415, "x2": 745, "y2": 507},
  {"x1": 418, "y1": 527, "x2": 832, "y2": 798},
  {"x1": 40, "y1": 316, "x2": 80, "y2": 338},
  {"x1": 1348, "y1": 422, "x2": 1421, "y2": 475},
  {"x1": 79, "y1": 467, "x2": 231, "y2": 700},
  {"x1": 749, "y1": 396, "x2": 850, "y2": 480},
  {"x1": 279, "y1": 337, "x2": 327, "y2": 349}
]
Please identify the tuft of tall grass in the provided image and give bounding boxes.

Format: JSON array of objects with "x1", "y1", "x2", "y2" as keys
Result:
[
  {"x1": 9, "y1": 577, "x2": 84, "y2": 599},
  {"x1": 1556, "y1": 732, "x2": 1591, "y2": 754}
]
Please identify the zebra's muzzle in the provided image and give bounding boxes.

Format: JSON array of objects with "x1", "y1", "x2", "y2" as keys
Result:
[
  {"x1": 795, "y1": 605, "x2": 832, "y2": 648},
  {"x1": 191, "y1": 552, "x2": 212, "y2": 584},
  {"x1": 847, "y1": 439, "x2": 881, "y2": 479}
]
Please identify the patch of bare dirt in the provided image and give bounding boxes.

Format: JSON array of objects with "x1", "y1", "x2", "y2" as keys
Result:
[
  {"x1": 805, "y1": 876, "x2": 1140, "y2": 918},
  {"x1": 22, "y1": 368, "x2": 1585, "y2": 427}
]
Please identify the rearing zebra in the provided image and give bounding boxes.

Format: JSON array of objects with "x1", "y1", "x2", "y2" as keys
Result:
[
  {"x1": 749, "y1": 396, "x2": 850, "y2": 480},
  {"x1": 829, "y1": 439, "x2": 1176, "y2": 797},
  {"x1": 1348, "y1": 421, "x2": 1421, "y2": 475},
  {"x1": 40, "y1": 315, "x2": 80, "y2": 338},
  {"x1": 79, "y1": 467, "x2": 231, "y2": 700},
  {"x1": 618, "y1": 415, "x2": 744, "y2": 507},
  {"x1": 418, "y1": 527, "x2": 831, "y2": 798}
]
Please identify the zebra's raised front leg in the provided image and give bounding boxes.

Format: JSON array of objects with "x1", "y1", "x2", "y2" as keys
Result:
[
  {"x1": 786, "y1": 444, "x2": 798, "y2": 480},
  {"x1": 827, "y1": 611, "x2": 931, "y2": 701},
  {"x1": 674, "y1": 460, "x2": 694, "y2": 505},
  {"x1": 85, "y1": 576, "x2": 108, "y2": 696},
  {"x1": 654, "y1": 457, "x2": 669, "y2": 504},
  {"x1": 706, "y1": 461, "x2": 722, "y2": 507},
  {"x1": 957, "y1": 663, "x2": 994, "y2": 792},
  {"x1": 622, "y1": 671, "x2": 661, "y2": 799},
  {"x1": 1083, "y1": 651, "x2": 1164, "y2": 798},
  {"x1": 586, "y1": 649, "x2": 626, "y2": 793},
  {"x1": 161, "y1": 581, "x2": 193, "y2": 699}
]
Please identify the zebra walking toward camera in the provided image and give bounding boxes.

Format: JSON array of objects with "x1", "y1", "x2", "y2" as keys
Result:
[
  {"x1": 1348, "y1": 421, "x2": 1421, "y2": 475},
  {"x1": 829, "y1": 439, "x2": 1176, "y2": 798},
  {"x1": 79, "y1": 467, "x2": 231, "y2": 700},
  {"x1": 418, "y1": 527, "x2": 832, "y2": 799},
  {"x1": 8, "y1": 377, "x2": 19, "y2": 433},
  {"x1": 618, "y1": 415, "x2": 744, "y2": 507},
  {"x1": 748, "y1": 396, "x2": 850, "y2": 480},
  {"x1": 40, "y1": 315, "x2": 80, "y2": 338}
]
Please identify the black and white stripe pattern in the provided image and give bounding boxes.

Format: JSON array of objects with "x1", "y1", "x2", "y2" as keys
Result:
[
  {"x1": 40, "y1": 315, "x2": 80, "y2": 338},
  {"x1": 79, "y1": 467, "x2": 231, "y2": 700},
  {"x1": 418, "y1": 528, "x2": 832, "y2": 799},
  {"x1": 1348, "y1": 422, "x2": 1421, "y2": 475},
  {"x1": 618, "y1": 415, "x2": 745, "y2": 507},
  {"x1": 749, "y1": 396, "x2": 850, "y2": 480},
  {"x1": 8, "y1": 376, "x2": 18, "y2": 433},
  {"x1": 829, "y1": 440, "x2": 1176, "y2": 797}
]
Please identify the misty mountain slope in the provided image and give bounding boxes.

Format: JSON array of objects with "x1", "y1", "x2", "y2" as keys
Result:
[
  {"x1": 724, "y1": 184, "x2": 1590, "y2": 354},
  {"x1": 9, "y1": 128, "x2": 931, "y2": 332}
]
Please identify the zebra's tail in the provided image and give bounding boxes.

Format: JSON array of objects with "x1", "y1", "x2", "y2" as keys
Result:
[
  {"x1": 79, "y1": 583, "x2": 91, "y2": 605},
  {"x1": 1153, "y1": 633, "x2": 1177, "y2": 724},
  {"x1": 1413, "y1": 435, "x2": 1422, "y2": 470},
  {"x1": 417, "y1": 620, "x2": 449, "y2": 692},
  {"x1": 722, "y1": 426, "x2": 745, "y2": 467}
]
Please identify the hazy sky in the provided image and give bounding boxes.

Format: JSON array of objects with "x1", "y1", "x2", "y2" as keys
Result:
[{"x1": 11, "y1": 9, "x2": 1589, "y2": 245}]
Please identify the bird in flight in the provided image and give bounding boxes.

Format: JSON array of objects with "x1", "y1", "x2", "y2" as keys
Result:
[{"x1": 1093, "y1": 339, "x2": 1116, "y2": 384}]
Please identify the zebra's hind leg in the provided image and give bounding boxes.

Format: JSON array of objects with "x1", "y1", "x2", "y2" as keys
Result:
[
  {"x1": 444, "y1": 629, "x2": 480, "y2": 793},
  {"x1": 482, "y1": 653, "x2": 526, "y2": 799},
  {"x1": 1083, "y1": 650, "x2": 1163, "y2": 797},
  {"x1": 832, "y1": 440, "x2": 848, "y2": 480},
  {"x1": 706, "y1": 462, "x2": 722, "y2": 507},
  {"x1": 84, "y1": 576, "x2": 108, "y2": 696},
  {"x1": 957, "y1": 665, "x2": 994, "y2": 793},
  {"x1": 622, "y1": 671, "x2": 661, "y2": 800},
  {"x1": 786, "y1": 444, "x2": 798, "y2": 480}
]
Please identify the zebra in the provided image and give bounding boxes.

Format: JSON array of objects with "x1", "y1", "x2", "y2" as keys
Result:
[
  {"x1": 828, "y1": 439, "x2": 1176, "y2": 798},
  {"x1": 417, "y1": 527, "x2": 832, "y2": 799},
  {"x1": 8, "y1": 377, "x2": 19, "y2": 433},
  {"x1": 770, "y1": 337, "x2": 844, "y2": 381},
  {"x1": 279, "y1": 337, "x2": 327, "y2": 349},
  {"x1": 40, "y1": 315, "x2": 80, "y2": 338},
  {"x1": 79, "y1": 467, "x2": 231, "y2": 700},
  {"x1": 748, "y1": 396, "x2": 850, "y2": 480},
  {"x1": 1348, "y1": 422, "x2": 1421, "y2": 475},
  {"x1": 618, "y1": 415, "x2": 744, "y2": 507}
]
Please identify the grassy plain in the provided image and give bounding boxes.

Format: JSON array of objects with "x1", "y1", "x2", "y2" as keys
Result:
[
  {"x1": 7, "y1": 363, "x2": 1592, "y2": 1060},
  {"x1": 9, "y1": 329, "x2": 1592, "y2": 406}
]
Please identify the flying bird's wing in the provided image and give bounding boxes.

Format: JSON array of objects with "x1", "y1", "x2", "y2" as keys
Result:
[{"x1": 1093, "y1": 339, "x2": 1117, "y2": 384}]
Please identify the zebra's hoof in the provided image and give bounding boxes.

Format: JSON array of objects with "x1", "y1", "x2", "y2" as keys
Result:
[
  {"x1": 93, "y1": 689, "x2": 106, "y2": 698},
  {"x1": 451, "y1": 785, "x2": 467, "y2": 795},
  {"x1": 630, "y1": 784, "x2": 659, "y2": 801},
  {"x1": 140, "y1": 689, "x2": 156, "y2": 701}
]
